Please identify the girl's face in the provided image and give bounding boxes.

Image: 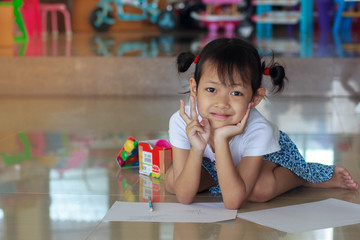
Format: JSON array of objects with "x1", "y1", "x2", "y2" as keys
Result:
[{"x1": 191, "y1": 63, "x2": 265, "y2": 130}]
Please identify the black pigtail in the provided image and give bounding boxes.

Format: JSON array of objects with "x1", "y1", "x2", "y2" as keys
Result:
[
  {"x1": 177, "y1": 52, "x2": 196, "y2": 73},
  {"x1": 268, "y1": 63, "x2": 286, "y2": 93},
  {"x1": 262, "y1": 55, "x2": 287, "y2": 94}
]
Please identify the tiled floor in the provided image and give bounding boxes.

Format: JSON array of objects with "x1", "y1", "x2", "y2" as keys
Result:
[
  {"x1": 1, "y1": 95, "x2": 359, "y2": 240},
  {"x1": 1, "y1": 28, "x2": 360, "y2": 239}
]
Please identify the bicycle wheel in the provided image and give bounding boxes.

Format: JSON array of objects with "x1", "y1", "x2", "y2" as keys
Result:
[
  {"x1": 89, "y1": 7, "x2": 114, "y2": 32},
  {"x1": 156, "y1": 11, "x2": 177, "y2": 32}
]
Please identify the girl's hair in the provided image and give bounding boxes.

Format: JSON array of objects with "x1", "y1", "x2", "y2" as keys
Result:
[{"x1": 177, "y1": 38, "x2": 287, "y2": 94}]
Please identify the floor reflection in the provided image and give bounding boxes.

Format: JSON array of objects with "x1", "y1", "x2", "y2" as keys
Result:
[
  {"x1": 0, "y1": 128, "x2": 359, "y2": 239},
  {"x1": 6, "y1": 28, "x2": 360, "y2": 58},
  {"x1": 0, "y1": 131, "x2": 351, "y2": 179}
]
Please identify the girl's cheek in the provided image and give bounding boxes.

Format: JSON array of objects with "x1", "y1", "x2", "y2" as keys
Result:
[{"x1": 198, "y1": 109, "x2": 207, "y2": 119}]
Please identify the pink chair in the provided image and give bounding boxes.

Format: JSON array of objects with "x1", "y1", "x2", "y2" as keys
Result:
[
  {"x1": 21, "y1": 0, "x2": 41, "y2": 37},
  {"x1": 39, "y1": 3, "x2": 72, "y2": 37}
]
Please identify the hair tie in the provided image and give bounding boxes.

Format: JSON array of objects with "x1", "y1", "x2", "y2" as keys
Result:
[
  {"x1": 194, "y1": 55, "x2": 199, "y2": 64},
  {"x1": 264, "y1": 67, "x2": 270, "y2": 76}
]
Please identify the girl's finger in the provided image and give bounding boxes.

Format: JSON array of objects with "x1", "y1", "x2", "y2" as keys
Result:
[
  {"x1": 200, "y1": 118, "x2": 210, "y2": 132},
  {"x1": 179, "y1": 99, "x2": 191, "y2": 124},
  {"x1": 186, "y1": 120, "x2": 208, "y2": 134},
  {"x1": 190, "y1": 95, "x2": 198, "y2": 121},
  {"x1": 187, "y1": 123, "x2": 206, "y2": 136}
]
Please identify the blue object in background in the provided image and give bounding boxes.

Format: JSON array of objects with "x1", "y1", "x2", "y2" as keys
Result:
[
  {"x1": 89, "y1": 0, "x2": 177, "y2": 32},
  {"x1": 333, "y1": 0, "x2": 357, "y2": 33}
]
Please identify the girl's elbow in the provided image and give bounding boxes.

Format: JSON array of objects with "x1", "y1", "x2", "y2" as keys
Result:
[
  {"x1": 223, "y1": 197, "x2": 245, "y2": 210},
  {"x1": 178, "y1": 198, "x2": 193, "y2": 205},
  {"x1": 224, "y1": 201, "x2": 242, "y2": 210},
  {"x1": 175, "y1": 189, "x2": 195, "y2": 205},
  {"x1": 176, "y1": 194, "x2": 194, "y2": 205}
]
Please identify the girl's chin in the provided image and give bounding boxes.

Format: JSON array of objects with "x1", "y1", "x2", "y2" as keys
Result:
[
  {"x1": 209, "y1": 121, "x2": 229, "y2": 129},
  {"x1": 209, "y1": 119, "x2": 241, "y2": 129}
]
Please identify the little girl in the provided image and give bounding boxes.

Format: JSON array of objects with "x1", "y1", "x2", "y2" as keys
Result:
[{"x1": 165, "y1": 38, "x2": 359, "y2": 210}]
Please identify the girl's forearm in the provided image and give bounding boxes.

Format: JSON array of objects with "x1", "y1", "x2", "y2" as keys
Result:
[
  {"x1": 174, "y1": 148, "x2": 203, "y2": 204},
  {"x1": 215, "y1": 139, "x2": 247, "y2": 209}
]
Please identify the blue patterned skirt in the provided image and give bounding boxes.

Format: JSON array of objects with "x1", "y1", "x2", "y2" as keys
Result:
[{"x1": 202, "y1": 131, "x2": 335, "y2": 194}]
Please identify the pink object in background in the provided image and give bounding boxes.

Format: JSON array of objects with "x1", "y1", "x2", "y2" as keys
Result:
[
  {"x1": 27, "y1": 133, "x2": 46, "y2": 156},
  {"x1": 21, "y1": 0, "x2": 41, "y2": 37},
  {"x1": 155, "y1": 139, "x2": 171, "y2": 148},
  {"x1": 40, "y1": 3, "x2": 72, "y2": 37},
  {"x1": 192, "y1": 0, "x2": 243, "y2": 35}
]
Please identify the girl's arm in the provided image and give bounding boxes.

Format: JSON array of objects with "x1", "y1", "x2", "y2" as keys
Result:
[
  {"x1": 214, "y1": 138, "x2": 263, "y2": 209},
  {"x1": 213, "y1": 103, "x2": 263, "y2": 209},
  {"x1": 171, "y1": 146, "x2": 204, "y2": 204},
  {"x1": 172, "y1": 97, "x2": 211, "y2": 204}
]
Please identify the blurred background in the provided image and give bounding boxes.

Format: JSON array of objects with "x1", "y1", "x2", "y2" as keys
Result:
[
  {"x1": 1, "y1": 1, "x2": 360, "y2": 240},
  {"x1": 1, "y1": 0, "x2": 360, "y2": 58}
]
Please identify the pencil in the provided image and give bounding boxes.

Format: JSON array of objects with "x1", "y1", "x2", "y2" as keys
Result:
[{"x1": 148, "y1": 197, "x2": 154, "y2": 212}]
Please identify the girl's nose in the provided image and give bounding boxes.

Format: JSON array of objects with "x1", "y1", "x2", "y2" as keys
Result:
[{"x1": 215, "y1": 95, "x2": 230, "y2": 108}]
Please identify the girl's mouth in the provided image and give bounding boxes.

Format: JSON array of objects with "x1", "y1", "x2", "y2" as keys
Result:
[{"x1": 211, "y1": 113, "x2": 230, "y2": 119}]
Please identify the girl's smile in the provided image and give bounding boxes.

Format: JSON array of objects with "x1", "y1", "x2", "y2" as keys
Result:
[{"x1": 210, "y1": 112, "x2": 231, "y2": 119}]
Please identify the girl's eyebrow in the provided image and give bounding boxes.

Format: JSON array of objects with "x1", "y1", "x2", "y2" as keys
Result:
[
  {"x1": 206, "y1": 80, "x2": 221, "y2": 85},
  {"x1": 209, "y1": 81, "x2": 221, "y2": 84},
  {"x1": 206, "y1": 79, "x2": 244, "y2": 87},
  {"x1": 232, "y1": 82, "x2": 243, "y2": 86}
]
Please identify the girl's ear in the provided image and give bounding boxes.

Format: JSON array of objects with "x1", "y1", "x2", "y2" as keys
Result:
[
  {"x1": 190, "y1": 78, "x2": 197, "y2": 98},
  {"x1": 251, "y1": 88, "x2": 266, "y2": 108}
]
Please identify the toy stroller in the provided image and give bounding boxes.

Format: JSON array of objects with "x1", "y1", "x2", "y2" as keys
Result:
[
  {"x1": 89, "y1": 0, "x2": 177, "y2": 32},
  {"x1": 190, "y1": 0, "x2": 244, "y2": 35}
]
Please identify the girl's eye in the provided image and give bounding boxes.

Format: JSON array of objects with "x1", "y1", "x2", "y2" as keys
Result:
[
  {"x1": 206, "y1": 88, "x2": 216, "y2": 93},
  {"x1": 231, "y1": 91, "x2": 243, "y2": 96}
]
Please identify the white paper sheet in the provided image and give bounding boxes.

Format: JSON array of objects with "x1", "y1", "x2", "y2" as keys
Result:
[
  {"x1": 103, "y1": 202, "x2": 237, "y2": 223},
  {"x1": 237, "y1": 198, "x2": 360, "y2": 233}
]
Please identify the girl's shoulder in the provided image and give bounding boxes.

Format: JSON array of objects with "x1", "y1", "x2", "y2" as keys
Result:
[
  {"x1": 244, "y1": 108, "x2": 279, "y2": 139},
  {"x1": 232, "y1": 109, "x2": 280, "y2": 157},
  {"x1": 169, "y1": 106, "x2": 187, "y2": 126},
  {"x1": 169, "y1": 106, "x2": 191, "y2": 149},
  {"x1": 169, "y1": 108, "x2": 185, "y2": 128},
  {"x1": 247, "y1": 108, "x2": 271, "y2": 127}
]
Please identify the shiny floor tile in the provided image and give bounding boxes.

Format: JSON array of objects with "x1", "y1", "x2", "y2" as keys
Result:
[{"x1": 0, "y1": 93, "x2": 359, "y2": 239}]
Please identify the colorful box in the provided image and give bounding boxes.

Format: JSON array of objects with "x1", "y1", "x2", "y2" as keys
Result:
[
  {"x1": 139, "y1": 139, "x2": 172, "y2": 179},
  {"x1": 116, "y1": 137, "x2": 139, "y2": 167}
]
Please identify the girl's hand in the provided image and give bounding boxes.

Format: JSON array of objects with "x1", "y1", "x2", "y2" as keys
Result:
[
  {"x1": 179, "y1": 96, "x2": 210, "y2": 152},
  {"x1": 214, "y1": 103, "x2": 252, "y2": 142}
]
